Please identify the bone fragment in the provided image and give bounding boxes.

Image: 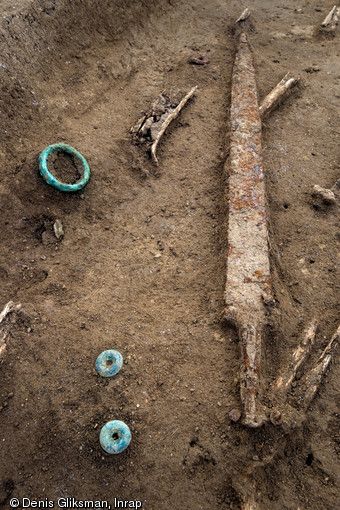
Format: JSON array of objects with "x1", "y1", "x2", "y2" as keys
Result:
[
  {"x1": 273, "y1": 320, "x2": 318, "y2": 394},
  {"x1": 312, "y1": 179, "x2": 339, "y2": 205},
  {"x1": 319, "y1": 6, "x2": 340, "y2": 34},
  {"x1": 312, "y1": 184, "x2": 336, "y2": 204},
  {"x1": 53, "y1": 219, "x2": 64, "y2": 239},
  {"x1": 236, "y1": 8, "x2": 250, "y2": 24},
  {"x1": 240, "y1": 480, "x2": 260, "y2": 510},
  {"x1": 225, "y1": 32, "x2": 273, "y2": 427},
  {"x1": 303, "y1": 325, "x2": 339, "y2": 408},
  {"x1": 333, "y1": 176, "x2": 340, "y2": 191},
  {"x1": 0, "y1": 301, "x2": 21, "y2": 364},
  {"x1": 150, "y1": 86, "x2": 197, "y2": 166},
  {"x1": 0, "y1": 334, "x2": 8, "y2": 363},
  {"x1": 0, "y1": 301, "x2": 21, "y2": 324},
  {"x1": 242, "y1": 499, "x2": 259, "y2": 510},
  {"x1": 321, "y1": 5, "x2": 337, "y2": 26},
  {"x1": 259, "y1": 73, "x2": 300, "y2": 119}
]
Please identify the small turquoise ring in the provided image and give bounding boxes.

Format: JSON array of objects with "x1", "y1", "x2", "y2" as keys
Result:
[
  {"x1": 39, "y1": 143, "x2": 90, "y2": 192},
  {"x1": 95, "y1": 350, "x2": 123, "y2": 377},
  {"x1": 100, "y1": 420, "x2": 131, "y2": 454}
]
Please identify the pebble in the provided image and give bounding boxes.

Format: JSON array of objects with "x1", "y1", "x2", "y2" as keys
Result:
[
  {"x1": 229, "y1": 408, "x2": 241, "y2": 423},
  {"x1": 53, "y1": 219, "x2": 64, "y2": 240},
  {"x1": 312, "y1": 185, "x2": 336, "y2": 204},
  {"x1": 189, "y1": 55, "x2": 210, "y2": 65},
  {"x1": 271, "y1": 32, "x2": 287, "y2": 40},
  {"x1": 304, "y1": 66, "x2": 321, "y2": 73},
  {"x1": 270, "y1": 410, "x2": 282, "y2": 425}
]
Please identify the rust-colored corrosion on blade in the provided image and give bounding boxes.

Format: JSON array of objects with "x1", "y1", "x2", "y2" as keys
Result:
[{"x1": 225, "y1": 33, "x2": 273, "y2": 427}]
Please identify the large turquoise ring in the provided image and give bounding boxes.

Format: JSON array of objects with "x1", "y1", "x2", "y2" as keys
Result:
[{"x1": 39, "y1": 143, "x2": 90, "y2": 192}]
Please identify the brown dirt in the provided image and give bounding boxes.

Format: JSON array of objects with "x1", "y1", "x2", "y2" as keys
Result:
[{"x1": 0, "y1": 1, "x2": 339, "y2": 509}]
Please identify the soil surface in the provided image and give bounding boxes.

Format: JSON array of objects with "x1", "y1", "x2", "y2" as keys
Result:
[{"x1": 0, "y1": 1, "x2": 339, "y2": 509}]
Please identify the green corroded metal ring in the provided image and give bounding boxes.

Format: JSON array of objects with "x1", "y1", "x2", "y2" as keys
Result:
[
  {"x1": 95, "y1": 350, "x2": 123, "y2": 378},
  {"x1": 100, "y1": 420, "x2": 131, "y2": 454},
  {"x1": 39, "y1": 143, "x2": 90, "y2": 192}
]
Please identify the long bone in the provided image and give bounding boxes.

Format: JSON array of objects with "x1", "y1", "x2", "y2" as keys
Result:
[{"x1": 0, "y1": 301, "x2": 21, "y2": 364}]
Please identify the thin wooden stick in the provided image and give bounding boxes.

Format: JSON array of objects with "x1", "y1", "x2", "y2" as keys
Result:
[
  {"x1": 302, "y1": 325, "x2": 339, "y2": 408},
  {"x1": 259, "y1": 73, "x2": 300, "y2": 119},
  {"x1": 150, "y1": 86, "x2": 198, "y2": 166}
]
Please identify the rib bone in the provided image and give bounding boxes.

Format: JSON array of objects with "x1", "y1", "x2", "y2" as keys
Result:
[
  {"x1": 321, "y1": 5, "x2": 337, "y2": 26},
  {"x1": 236, "y1": 8, "x2": 250, "y2": 24},
  {"x1": 150, "y1": 86, "x2": 197, "y2": 166},
  {"x1": 0, "y1": 301, "x2": 21, "y2": 364},
  {"x1": 320, "y1": 6, "x2": 340, "y2": 33},
  {"x1": 302, "y1": 325, "x2": 339, "y2": 409},
  {"x1": 0, "y1": 301, "x2": 20, "y2": 324},
  {"x1": 273, "y1": 320, "x2": 318, "y2": 395},
  {"x1": 259, "y1": 73, "x2": 300, "y2": 119}
]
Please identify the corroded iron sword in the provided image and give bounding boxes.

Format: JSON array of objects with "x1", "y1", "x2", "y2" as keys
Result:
[{"x1": 224, "y1": 31, "x2": 273, "y2": 428}]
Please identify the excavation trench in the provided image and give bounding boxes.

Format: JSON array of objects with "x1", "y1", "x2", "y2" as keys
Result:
[{"x1": 0, "y1": 1, "x2": 339, "y2": 509}]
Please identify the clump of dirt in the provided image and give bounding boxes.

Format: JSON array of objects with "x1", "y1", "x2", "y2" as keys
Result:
[{"x1": 0, "y1": 1, "x2": 339, "y2": 509}]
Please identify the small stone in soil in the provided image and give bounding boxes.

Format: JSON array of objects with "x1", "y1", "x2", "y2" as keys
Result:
[
  {"x1": 189, "y1": 55, "x2": 209, "y2": 65},
  {"x1": 53, "y1": 219, "x2": 64, "y2": 239},
  {"x1": 229, "y1": 409, "x2": 241, "y2": 422}
]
